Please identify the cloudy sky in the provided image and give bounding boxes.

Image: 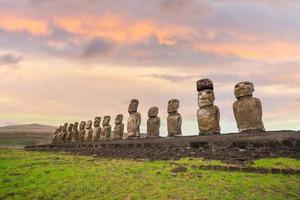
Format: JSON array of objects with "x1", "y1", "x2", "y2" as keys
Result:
[{"x1": 0, "y1": 0, "x2": 299, "y2": 135}]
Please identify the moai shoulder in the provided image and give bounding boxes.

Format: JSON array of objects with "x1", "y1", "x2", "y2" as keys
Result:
[
  {"x1": 127, "y1": 99, "x2": 141, "y2": 139},
  {"x1": 93, "y1": 117, "x2": 102, "y2": 141},
  {"x1": 113, "y1": 114, "x2": 124, "y2": 140},
  {"x1": 167, "y1": 99, "x2": 182, "y2": 137},
  {"x1": 233, "y1": 81, "x2": 264, "y2": 132},
  {"x1": 196, "y1": 79, "x2": 221, "y2": 135},
  {"x1": 147, "y1": 107, "x2": 160, "y2": 138},
  {"x1": 101, "y1": 115, "x2": 111, "y2": 140}
]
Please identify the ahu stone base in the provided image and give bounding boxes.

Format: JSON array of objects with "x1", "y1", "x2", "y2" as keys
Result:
[{"x1": 25, "y1": 131, "x2": 300, "y2": 163}]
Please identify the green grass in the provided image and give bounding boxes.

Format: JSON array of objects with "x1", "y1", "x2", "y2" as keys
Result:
[
  {"x1": 252, "y1": 157, "x2": 300, "y2": 169},
  {"x1": 0, "y1": 150, "x2": 299, "y2": 200}
]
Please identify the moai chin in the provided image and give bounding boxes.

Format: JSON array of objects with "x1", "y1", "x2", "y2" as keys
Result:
[
  {"x1": 52, "y1": 126, "x2": 62, "y2": 144},
  {"x1": 78, "y1": 121, "x2": 86, "y2": 142},
  {"x1": 85, "y1": 120, "x2": 93, "y2": 142},
  {"x1": 101, "y1": 115, "x2": 111, "y2": 140},
  {"x1": 233, "y1": 81, "x2": 265, "y2": 132},
  {"x1": 66, "y1": 123, "x2": 74, "y2": 142},
  {"x1": 147, "y1": 107, "x2": 160, "y2": 138},
  {"x1": 126, "y1": 99, "x2": 141, "y2": 139},
  {"x1": 112, "y1": 114, "x2": 124, "y2": 140},
  {"x1": 196, "y1": 79, "x2": 221, "y2": 135},
  {"x1": 71, "y1": 122, "x2": 79, "y2": 143},
  {"x1": 167, "y1": 99, "x2": 182, "y2": 137},
  {"x1": 92, "y1": 117, "x2": 102, "y2": 141}
]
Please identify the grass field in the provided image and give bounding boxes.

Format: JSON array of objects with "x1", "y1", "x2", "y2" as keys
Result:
[{"x1": 0, "y1": 150, "x2": 299, "y2": 200}]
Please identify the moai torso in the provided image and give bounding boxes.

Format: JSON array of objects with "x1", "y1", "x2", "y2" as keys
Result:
[
  {"x1": 101, "y1": 116, "x2": 111, "y2": 140},
  {"x1": 127, "y1": 99, "x2": 141, "y2": 138},
  {"x1": 66, "y1": 123, "x2": 74, "y2": 142},
  {"x1": 78, "y1": 121, "x2": 86, "y2": 142},
  {"x1": 147, "y1": 107, "x2": 160, "y2": 138},
  {"x1": 233, "y1": 81, "x2": 264, "y2": 132},
  {"x1": 85, "y1": 120, "x2": 93, "y2": 141},
  {"x1": 92, "y1": 117, "x2": 102, "y2": 141},
  {"x1": 167, "y1": 99, "x2": 182, "y2": 137},
  {"x1": 71, "y1": 122, "x2": 79, "y2": 143},
  {"x1": 113, "y1": 114, "x2": 124, "y2": 140},
  {"x1": 196, "y1": 79, "x2": 220, "y2": 135}
]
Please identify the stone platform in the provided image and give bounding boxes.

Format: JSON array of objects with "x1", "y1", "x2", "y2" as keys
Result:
[{"x1": 25, "y1": 131, "x2": 300, "y2": 163}]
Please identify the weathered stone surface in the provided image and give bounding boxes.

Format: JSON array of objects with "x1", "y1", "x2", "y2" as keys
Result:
[
  {"x1": 197, "y1": 79, "x2": 220, "y2": 135},
  {"x1": 147, "y1": 107, "x2": 160, "y2": 138},
  {"x1": 101, "y1": 116, "x2": 111, "y2": 140},
  {"x1": 167, "y1": 99, "x2": 182, "y2": 137},
  {"x1": 78, "y1": 121, "x2": 86, "y2": 142},
  {"x1": 112, "y1": 114, "x2": 124, "y2": 140},
  {"x1": 52, "y1": 126, "x2": 62, "y2": 144},
  {"x1": 233, "y1": 81, "x2": 265, "y2": 132},
  {"x1": 66, "y1": 123, "x2": 74, "y2": 142},
  {"x1": 93, "y1": 117, "x2": 101, "y2": 141},
  {"x1": 85, "y1": 120, "x2": 93, "y2": 141},
  {"x1": 58, "y1": 123, "x2": 68, "y2": 143},
  {"x1": 71, "y1": 122, "x2": 79, "y2": 143},
  {"x1": 127, "y1": 99, "x2": 141, "y2": 139}
]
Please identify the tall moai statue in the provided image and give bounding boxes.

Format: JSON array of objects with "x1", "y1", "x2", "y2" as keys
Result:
[
  {"x1": 147, "y1": 107, "x2": 160, "y2": 138},
  {"x1": 92, "y1": 117, "x2": 102, "y2": 141},
  {"x1": 66, "y1": 123, "x2": 74, "y2": 142},
  {"x1": 71, "y1": 122, "x2": 79, "y2": 143},
  {"x1": 78, "y1": 121, "x2": 86, "y2": 142},
  {"x1": 196, "y1": 79, "x2": 220, "y2": 135},
  {"x1": 101, "y1": 115, "x2": 111, "y2": 140},
  {"x1": 233, "y1": 81, "x2": 265, "y2": 132},
  {"x1": 127, "y1": 99, "x2": 141, "y2": 139},
  {"x1": 52, "y1": 126, "x2": 62, "y2": 144},
  {"x1": 59, "y1": 122, "x2": 68, "y2": 143},
  {"x1": 167, "y1": 99, "x2": 182, "y2": 137},
  {"x1": 112, "y1": 114, "x2": 124, "y2": 140},
  {"x1": 85, "y1": 120, "x2": 93, "y2": 141}
]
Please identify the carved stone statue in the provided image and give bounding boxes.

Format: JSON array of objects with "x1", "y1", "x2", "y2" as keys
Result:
[
  {"x1": 52, "y1": 126, "x2": 62, "y2": 144},
  {"x1": 66, "y1": 123, "x2": 74, "y2": 142},
  {"x1": 147, "y1": 107, "x2": 160, "y2": 138},
  {"x1": 92, "y1": 117, "x2": 102, "y2": 141},
  {"x1": 85, "y1": 120, "x2": 93, "y2": 141},
  {"x1": 167, "y1": 99, "x2": 182, "y2": 137},
  {"x1": 196, "y1": 79, "x2": 220, "y2": 135},
  {"x1": 59, "y1": 122, "x2": 68, "y2": 143},
  {"x1": 233, "y1": 81, "x2": 265, "y2": 132},
  {"x1": 78, "y1": 121, "x2": 86, "y2": 142},
  {"x1": 101, "y1": 115, "x2": 111, "y2": 140},
  {"x1": 127, "y1": 99, "x2": 141, "y2": 139},
  {"x1": 71, "y1": 122, "x2": 79, "y2": 143},
  {"x1": 112, "y1": 114, "x2": 124, "y2": 140}
]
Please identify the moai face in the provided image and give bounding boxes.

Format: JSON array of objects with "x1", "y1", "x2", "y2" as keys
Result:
[
  {"x1": 102, "y1": 116, "x2": 111, "y2": 126},
  {"x1": 198, "y1": 89, "x2": 215, "y2": 107},
  {"x1": 73, "y1": 122, "x2": 79, "y2": 130},
  {"x1": 128, "y1": 99, "x2": 139, "y2": 114},
  {"x1": 168, "y1": 99, "x2": 179, "y2": 114},
  {"x1": 86, "y1": 120, "x2": 92, "y2": 129},
  {"x1": 234, "y1": 81, "x2": 254, "y2": 99},
  {"x1": 115, "y1": 114, "x2": 123, "y2": 124},
  {"x1": 94, "y1": 117, "x2": 101, "y2": 127},
  {"x1": 148, "y1": 107, "x2": 158, "y2": 117},
  {"x1": 67, "y1": 123, "x2": 74, "y2": 132},
  {"x1": 79, "y1": 121, "x2": 86, "y2": 130}
]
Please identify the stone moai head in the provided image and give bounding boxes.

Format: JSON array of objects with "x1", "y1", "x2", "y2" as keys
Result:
[
  {"x1": 86, "y1": 120, "x2": 92, "y2": 129},
  {"x1": 148, "y1": 107, "x2": 158, "y2": 117},
  {"x1": 55, "y1": 126, "x2": 62, "y2": 133},
  {"x1": 234, "y1": 81, "x2": 254, "y2": 99},
  {"x1": 94, "y1": 117, "x2": 101, "y2": 127},
  {"x1": 197, "y1": 78, "x2": 215, "y2": 107},
  {"x1": 128, "y1": 99, "x2": 139, "y2": 114},
  {"x1": 63, "y1": 123, "x2": 68, "y2": 131},
  {"x1": 168, "y1": 99, "x2": 179, "y2": 114},
  {"x1": 73, "y1": 122, "x2": 79, "y2": 130},
  {"x1": 79, "y1": 121, "x2": 86, "y2": 130},
  {"x1": 115, "y1": 114, "x2": 123, "y2": 124},
  {"x1": 102, "y1": 115, "x2": 111, "y2": 126},
  {"x1": 67, "y1": 123, "x2": 73, "y2": 132}
]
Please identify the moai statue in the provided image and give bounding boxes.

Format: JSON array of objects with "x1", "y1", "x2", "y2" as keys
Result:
[
  {"x1": 127, "y1": 99, "x2": 141, "y2": 139},
  {"x1": 147, "y1": 107, "x2": 160, "y2": 138},
  {"x1": 71, "y1": 122, "x2": 79, "y2": 143},
  {"x1": 233, "y1": 81, "x2": 265, "y2": 132},
  {"x1": 101, "y1": 115, "x2": 111, "y2": 140},
  {"x1": 112, "y1": 114, "x2": 124, "y2": 140},
  {"x1": 52, "y1": 126, "x2": 62, "y2": 144},
  {"x1": 78, "y1": 121, "x2": 86, "y2": 142},
  {"x1": 85, "y1": 120, "x2": 93, "y2": 142},
  {"x1": 59, "y1": 122, "x2": 68, "y2": 143},
  {"x1": 167, "y1": 99, "x2": 182, "y2": 137},
  {"x1": 196, "y1": 79, "x2": 220, "y2": 135},
  {"x1": 92, "y1": 117, "x2": 102, "y2": 141},
  {"x1": 66, "y1": 123, "x2": 74, "y2": 142}
]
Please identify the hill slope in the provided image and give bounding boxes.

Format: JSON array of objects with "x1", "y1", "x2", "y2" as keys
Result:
[{"x1": 0, "y1": 124, "x2": 56, "y2": 147}]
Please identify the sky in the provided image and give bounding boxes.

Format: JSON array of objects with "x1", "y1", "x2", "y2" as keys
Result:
[{"x1": 0, "y1": 0, "x2": 300, "y2": 135}]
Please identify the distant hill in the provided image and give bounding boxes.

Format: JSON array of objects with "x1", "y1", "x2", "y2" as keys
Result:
[{"x1": 0, "y1": 124, "x2": 56, "y2": 147}]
